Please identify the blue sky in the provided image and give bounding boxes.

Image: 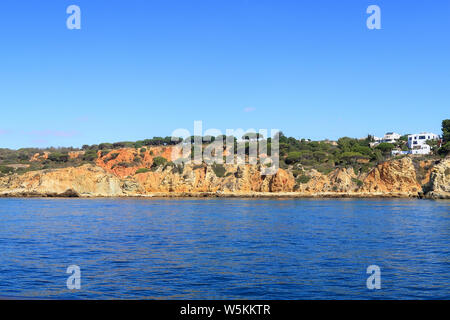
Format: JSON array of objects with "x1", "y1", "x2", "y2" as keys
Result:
[{"x1": 0, "y1": 0, "x2": 448, "y2": 149}]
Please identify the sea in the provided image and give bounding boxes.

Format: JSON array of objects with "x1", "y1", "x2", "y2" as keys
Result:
[{"x1": 0, "y1": 198, "x2": 448, "y2": 299}]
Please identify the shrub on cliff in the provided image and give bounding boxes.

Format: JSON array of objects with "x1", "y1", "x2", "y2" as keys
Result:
[
  {"x1": 105, "y1": 152, "x2": 119, "y2": 162},
  {"x1": 338, "y1": 152, "x2": 369, "y2": 165},
  {"x1": 438, "y1": 119, "x2": 450, "y2": 156},
  {"x1": 83, "y1": 150, "x2": 98, "y2": 161},
  {"x1": 98, "y1": 143, "x2": 113, "y2": 150},
  {"x1": 296, "y1": 175, "x2": 311, "y2": 184},
  {"x1": 337, "y1": 137, "x2": 359, "y2": 152},
  {"x1": 133, "y1": 155, "x2": 142, "y2": 164},
  {"x1": 438, "y1": 142, "x2": 450, "y2": 156},
  {"x1": 212, "y1": 163, "x2": 226, "y2": 177},
  {"x1": 292, "y1": 169, "x2": 304, "y2": 178},
  {"x1": 99, "y1": 150, "x2": 110, "y2": 157},
  {"x1": 352, "y1": 178, "x2": 363, "y2": 187},
  {"x1": 112, "y1": 162, "x2": 134, "y2": 169},
  {"x1": 134, "y1": 141, "x2": 144, "y2": 149},
  {"x1": 442, "y1": 119, "x2": 450, "y2": 143},
  {"x1": 135, "y1": 168, "x2": 150, "y2": 174},
  {"x1": 285, "y1": 151, "x2": 313, "y2": 164},
  {"x1": 151, "y1": 156, "x2": 167, "y2": 169},
  {"x1": 313, "y1": 151, "x2": 328, "y2": 162},
  {"x1": 0, "y1": 165, "x2": 14, "y2": 174},
  {"x1": 48, "y1": 152, "x2": 69, "y2": 163},
  {"x1": 112, "y1": 141, "x2": 135, "y2": 149},
  {"x1": 375, "y1": 143, "x2": 395, "y2": 155},
  {"x1": 352, "y1": 145, "x2": 373, "y2": 157}
]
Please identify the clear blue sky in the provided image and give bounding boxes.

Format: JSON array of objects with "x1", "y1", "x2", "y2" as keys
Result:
[{"x1": 0, "y1": 0, "x2": 449, "y2": 149}]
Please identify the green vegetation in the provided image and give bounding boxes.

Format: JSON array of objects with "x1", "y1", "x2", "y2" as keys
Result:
[
  {"x1": 0, "y1": 165, "x2": 14, "y2": 174},
  {"x1": 135, "y1": 168, "x2": 150, "y2": 174},
  {"x1": 296, "y1": 175, "x2": 311, "y2": 184},
  {"x1": 426, "y1": 139, "x2": 439, "y2": 154},
  {"x1": 48, "y1": 152, "x2": 69, "y2": 163},
  {"x1": 439, "y1": 142, "x2": 450, "y2": 156},
  {"x1": 212, "y1": 163, "x2": 226, "y2": 177},
  {"x1": 442, "y1": 120, "x2": 450, "y2": 143},
  {"x1": 352, "y1": 178, "x2": 363, "y2": 187},
  {"x1": 105, "y1": 152, "x2": 119, "y2": 162},
  {"x1": 112, "y1": 162, "x2": 134, "y2": 169},
  {"x1": 151, "y1": 156, "x2": 168, "y2": 170},
  {"x1": 1, "y1": 119, "x2": 447, "y2": 177},
  {"x1": 81, "y1": 136, "x2": 183, "y2": 151},
  {"x1": 83, "y1": 150, "x2": 98, "y2": 162},
  {"x1": 274, "y1": 133, "x2": 380, "y2": 174},
  {"x1": 438, "y1": 119, "x2": 450, "y2": 156},
  {"x1": 133, "y1": 155, "x2": 142, "y2": 163},
  {"x1": 375, "y1": 143, "x2": 395, "y2": 155}
]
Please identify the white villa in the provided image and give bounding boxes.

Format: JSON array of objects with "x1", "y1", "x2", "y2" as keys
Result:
[
  {"x1": 390, "y1": 132, "x2": 440, "y2": 155},
  {"x1": 381, "y1": 132, "x2": 401, "y2": 143},
  {"x1": 407, "y1": 132, "x2": 440, "y2": 155},
  {"x1": 369, "y1": 132, "x2": 400, "y2": 147}
]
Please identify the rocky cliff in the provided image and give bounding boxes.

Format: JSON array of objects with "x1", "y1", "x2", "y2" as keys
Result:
[
  {"x1": 0, "y1": 165, "x2": 123, "y2": 197},
  {"x1": 359, "y1": 157, "x2": 422, "y2": 194},
  {"x1": 422, "y1": 158, "x2": 450, "y2": 199},
  {"x1": 0, "y1": 152, "x2": 449, "y2": 199}
]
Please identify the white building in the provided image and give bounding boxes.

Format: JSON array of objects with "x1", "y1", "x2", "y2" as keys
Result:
[
  {"x1": 410, "y1": 144, "x2": 432, "y2": 155},
  {"x1": 407, "y1": 132, "x2": 439, "y2": 148},
  {"x1": 370, "y1": 132, "x2": 400, "y2": 148},
  {"x1": 391, "y1": 150, "x2": 410, "y2": 156},
  {"x1": 407, "y1": 132, "x2": 439, "y2": 155},
  {"x1": 381, "y1": 132, "x2": 401, "y2": 143},
  {"x1": 372, "y1": 136, "x2": 382, "y2": 142}
]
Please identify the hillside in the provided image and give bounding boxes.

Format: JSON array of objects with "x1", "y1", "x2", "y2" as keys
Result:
[
  {"x1": 0, "y1": 145, "x2": 448, "y2": 199},
  {"x1": 1, "y1": 124, "x2": 449, "y2": 199}
]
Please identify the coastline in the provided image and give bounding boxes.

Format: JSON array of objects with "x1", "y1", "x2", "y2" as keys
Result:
[
  {"x1": 1, "y1": 157, "x2": 448, "y2": 200},
  {"x1": 1, "y1": 191, "x2": 446, "y2": 199}
]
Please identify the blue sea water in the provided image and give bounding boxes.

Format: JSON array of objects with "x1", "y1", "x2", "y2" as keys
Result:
[{"x1": 0, "y1": 198, "x2": 448, "y2": 299}]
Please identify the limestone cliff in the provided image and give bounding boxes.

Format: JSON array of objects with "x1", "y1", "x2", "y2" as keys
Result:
[
  {"x1": 0, "y1": 165, "x2": 123, "y2": 197},
  {"x1": 0, "y1": 154, "x2": 449, "y2": 199},
  {"x1": 360, "y1": 157, "x2": 422, "y2": 195},
  {"x1": 130, "y1": 164, "x2": 295, "y2": 194},
  {"x1": 423, "y1": 158, "x2": 450, "y2": 199}
]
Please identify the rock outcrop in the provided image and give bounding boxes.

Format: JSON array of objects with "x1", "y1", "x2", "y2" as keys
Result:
[
  {"x1": 360, "y1": 157, "x2": 422, "y2": 195},
  {"x1": 0, "y1": 165, "x2": 123, "y2": 197},
  {"x1": 133, "y1": 164, "x2": 295, "y2": 194},
  {"x1": 423, "y1": 158, "x2": 450, "y2": 199}
]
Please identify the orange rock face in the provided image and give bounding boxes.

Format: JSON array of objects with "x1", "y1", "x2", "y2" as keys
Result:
[
  {"x1": 0, "y1": 165, "x2": 123, "y2": 197},
  {"x1": 30, "y1": 152, "x2": 49, "y2": 162},
  {"x1": 68, "y1": 151, "x2": 85, "y2": 160},
  {"x1": 2, "y1": 152, "x2": 448, "y2": 198},
  {"x1": 360, "y1": 157, "x2": 421, "y2": 193},
  {"x1": 96, "y1": 147, "x2": 178, "y2": 178},
  {"x1": 132, "y1": 164, "x2": 295, "y2": 194}
]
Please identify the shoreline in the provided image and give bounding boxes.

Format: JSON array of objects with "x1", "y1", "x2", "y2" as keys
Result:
[{"x1": 1, "y1": 191, "x2": 446, "y2": 199}]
